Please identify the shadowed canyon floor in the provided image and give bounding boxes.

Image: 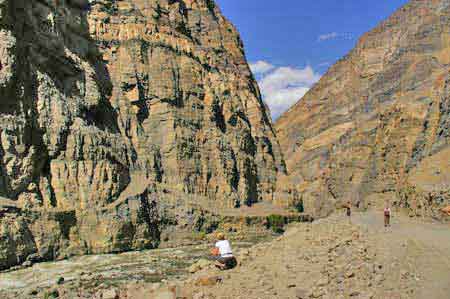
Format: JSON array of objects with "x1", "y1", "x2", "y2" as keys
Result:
[{"x1": 1, "y1": 210, "x2": 449, "y2": 299}]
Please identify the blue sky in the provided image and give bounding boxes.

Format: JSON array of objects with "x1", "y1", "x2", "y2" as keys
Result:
[{"x1": 215, "y1": 0, "x2": 409, "y2": 119}]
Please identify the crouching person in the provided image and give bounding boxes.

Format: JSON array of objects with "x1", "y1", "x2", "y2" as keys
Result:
[{"x1": 211, "y1": 233, "x2": 237, "y2": 270}]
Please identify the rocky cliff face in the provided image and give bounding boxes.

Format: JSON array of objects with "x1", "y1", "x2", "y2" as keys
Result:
[
  {"x1": 276, "y1": 0, "x2": 450, "y2": 217},
  {"x1": 0, "y1": 0, "x2": 285, "y2": 269}
]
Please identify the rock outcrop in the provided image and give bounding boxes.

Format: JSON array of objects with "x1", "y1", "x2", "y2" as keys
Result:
[
  {"x1": 0, "y1": 0, "x2": 285, "y2": 269},
  {"x1": 275, "y1": 0, "x2": 450, "y2": 216}
]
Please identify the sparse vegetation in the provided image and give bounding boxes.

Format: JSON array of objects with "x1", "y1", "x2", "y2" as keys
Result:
[
  {"x1": 294, "y1": 199, "x2": 305, "y2": 213},
  {"x1": 191, "y1": 231, "x2": 207, "y2": 241},
  {"x1": 206, "y1": 0, "x2": 215, "y2": 13},
  {"x1": 265, "y1": 214, "x2": 286, "y2": 234}
]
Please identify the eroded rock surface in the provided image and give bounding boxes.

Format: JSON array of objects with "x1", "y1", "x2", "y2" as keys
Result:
[
  {"x1": 276, "y1": 0, "x2": 450, "y2": 217},
  {"x1": 0, "y1": 0, "x2": 285, "y2": 269}
]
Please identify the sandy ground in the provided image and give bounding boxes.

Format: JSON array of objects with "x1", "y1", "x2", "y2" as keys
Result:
[
  {"x1": 185, "y1": 211, "x2": 450, "y2": 299},
  {"x1": 353, "y1": 211, "x2": 450, "y2": 299}
]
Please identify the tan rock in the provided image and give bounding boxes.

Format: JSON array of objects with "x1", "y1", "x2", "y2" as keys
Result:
[
  {"x1": 194, "y1": 276, "x2": 221, "y2": 287},
  {"x1": 102, "y1": 289, "x2": 119, "y2": 299},
  {"x1": 345, "y1": 271, "x2": 355, "y2": 279},
  {"x1": 275, "y1": 0, "x2": 450, "y2": 217},
  {"x1": 0, "y1": 0, "x2": 285, "y2": 269},
  {"x1": 295, "y1": 288, "x2": 309, "y2": 299},
  {"x1": 153, "y1": 290, "x2": 176, "y2": 299},
  {"x1": 188, "y1": 259, "x2": 212, "y2": 273},
  {"x1": 441, "y1": 205, "x2": 450, "y2": 216}
]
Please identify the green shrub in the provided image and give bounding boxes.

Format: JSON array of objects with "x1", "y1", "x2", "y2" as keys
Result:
[
  {"x1": 191, "y1": 231, "x2": 207, "y2": 241},
  {"x1": 294, "y1": 199, "x2": 304, "y2": 213},
  {"x1": 266, "y1": 215, "x2": 286, "y2": 234},
  {"x1": 206, "y1": 0, "x2": 215, "y2": 12}
]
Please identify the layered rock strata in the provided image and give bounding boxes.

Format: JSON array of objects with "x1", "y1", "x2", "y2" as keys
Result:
[
  {"x1": 0, "y1": 0, "x2": 285, "y2": 269},
  {"x1": 276, "y1": 0, "x2": 450, "y2": 217}
]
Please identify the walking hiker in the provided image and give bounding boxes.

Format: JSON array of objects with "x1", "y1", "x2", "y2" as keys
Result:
[
  {"x1": 345, "y1": 201, "x2": 351, "y2": 222},
  {"x1": 211, "y1": 233, "x2": 237, "y2": 270},
  {"x1": 384, "y1": 206, "x2": 391, "y2": 227}
]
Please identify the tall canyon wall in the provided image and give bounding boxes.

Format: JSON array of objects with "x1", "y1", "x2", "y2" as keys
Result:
[
  {"x1": 0, "y1": 0, "x2": 285, "y2": 269},
  {"x1": 276, "y1": 0, "x2": 450, "y2": 217}
]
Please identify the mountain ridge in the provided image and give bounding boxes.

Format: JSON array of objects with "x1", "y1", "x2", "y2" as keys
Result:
[{"x1": 275, "y1": 0, "x2": 450, "y2": 217}]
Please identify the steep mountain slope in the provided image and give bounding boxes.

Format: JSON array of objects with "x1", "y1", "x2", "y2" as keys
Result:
[
  {"x1": 276, "y1": 0, "x2": 450, "y2": 216},
  {"x1": 0, "y1": 0, "x2": 285, "y2": 269}
]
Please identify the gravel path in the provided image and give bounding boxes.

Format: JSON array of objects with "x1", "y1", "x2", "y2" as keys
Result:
[
  {"x1": 353, "y1": 211, "x2": 450, "y2": 299},
  {"x1": 185, "y1": 211, "x2": 450, "y2": 299}
]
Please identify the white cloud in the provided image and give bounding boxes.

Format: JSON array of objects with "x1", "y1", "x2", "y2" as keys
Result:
[
  {"x1": 249, "y1": 60, "x2": 275, "y2": 75},
  {"x1": 251, "y1": 61, "x2": 321, "y2": 120},
  {"x1": 259, "y1": 66, "x2": 320, "y2": 93},
  {"x1": 318, "y1": 32, "x2": 353, "y2": 42},
  {"x1": 263, "y1": 86, "x2": 311, "y2": 120},
  {"x1": 318, "y1": 32, "x2": 339, "y2": 41}
]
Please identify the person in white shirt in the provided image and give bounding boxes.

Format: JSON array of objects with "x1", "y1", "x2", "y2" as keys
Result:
[{"x1": 211, "y1": 233, "x2": 237, "y2": 270}]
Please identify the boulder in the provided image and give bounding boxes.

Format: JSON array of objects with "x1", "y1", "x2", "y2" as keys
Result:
[
  {"x1": 188, "y1": 259, "x2": 213, "y2": 273},
  {"x1": 102, "y1": 289, "x2": 119, "y2": 299},
  {"x1": 194, "y1": 276, "x2": 222, "y2": 287}
]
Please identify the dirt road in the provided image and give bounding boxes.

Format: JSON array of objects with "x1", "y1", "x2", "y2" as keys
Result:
[
  {"x1": 186, "y1": 211, "x2": 450, "y2": 299},
  {"x1": 353, "y1": 211, "x2": 450, "y2": 299}
]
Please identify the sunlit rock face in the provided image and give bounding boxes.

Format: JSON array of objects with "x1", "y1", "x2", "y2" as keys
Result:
[
  {"x1": 276, "y1": 0, "x2": 450, "y2": 217},
  {"x1": 0, "y1": 0, "x2": 285, "y2": 269}
]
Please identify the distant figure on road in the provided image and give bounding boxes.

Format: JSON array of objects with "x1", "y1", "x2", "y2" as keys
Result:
[
  {"x1": 384, "y1": 206, "x2": 391, "y2": 227},
  {"x1": 211, "y1": 233, "x2": 237, "y2": 270},
  {"x1": 345, "y1": 201, "x2": 352, "y2": 223}
]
